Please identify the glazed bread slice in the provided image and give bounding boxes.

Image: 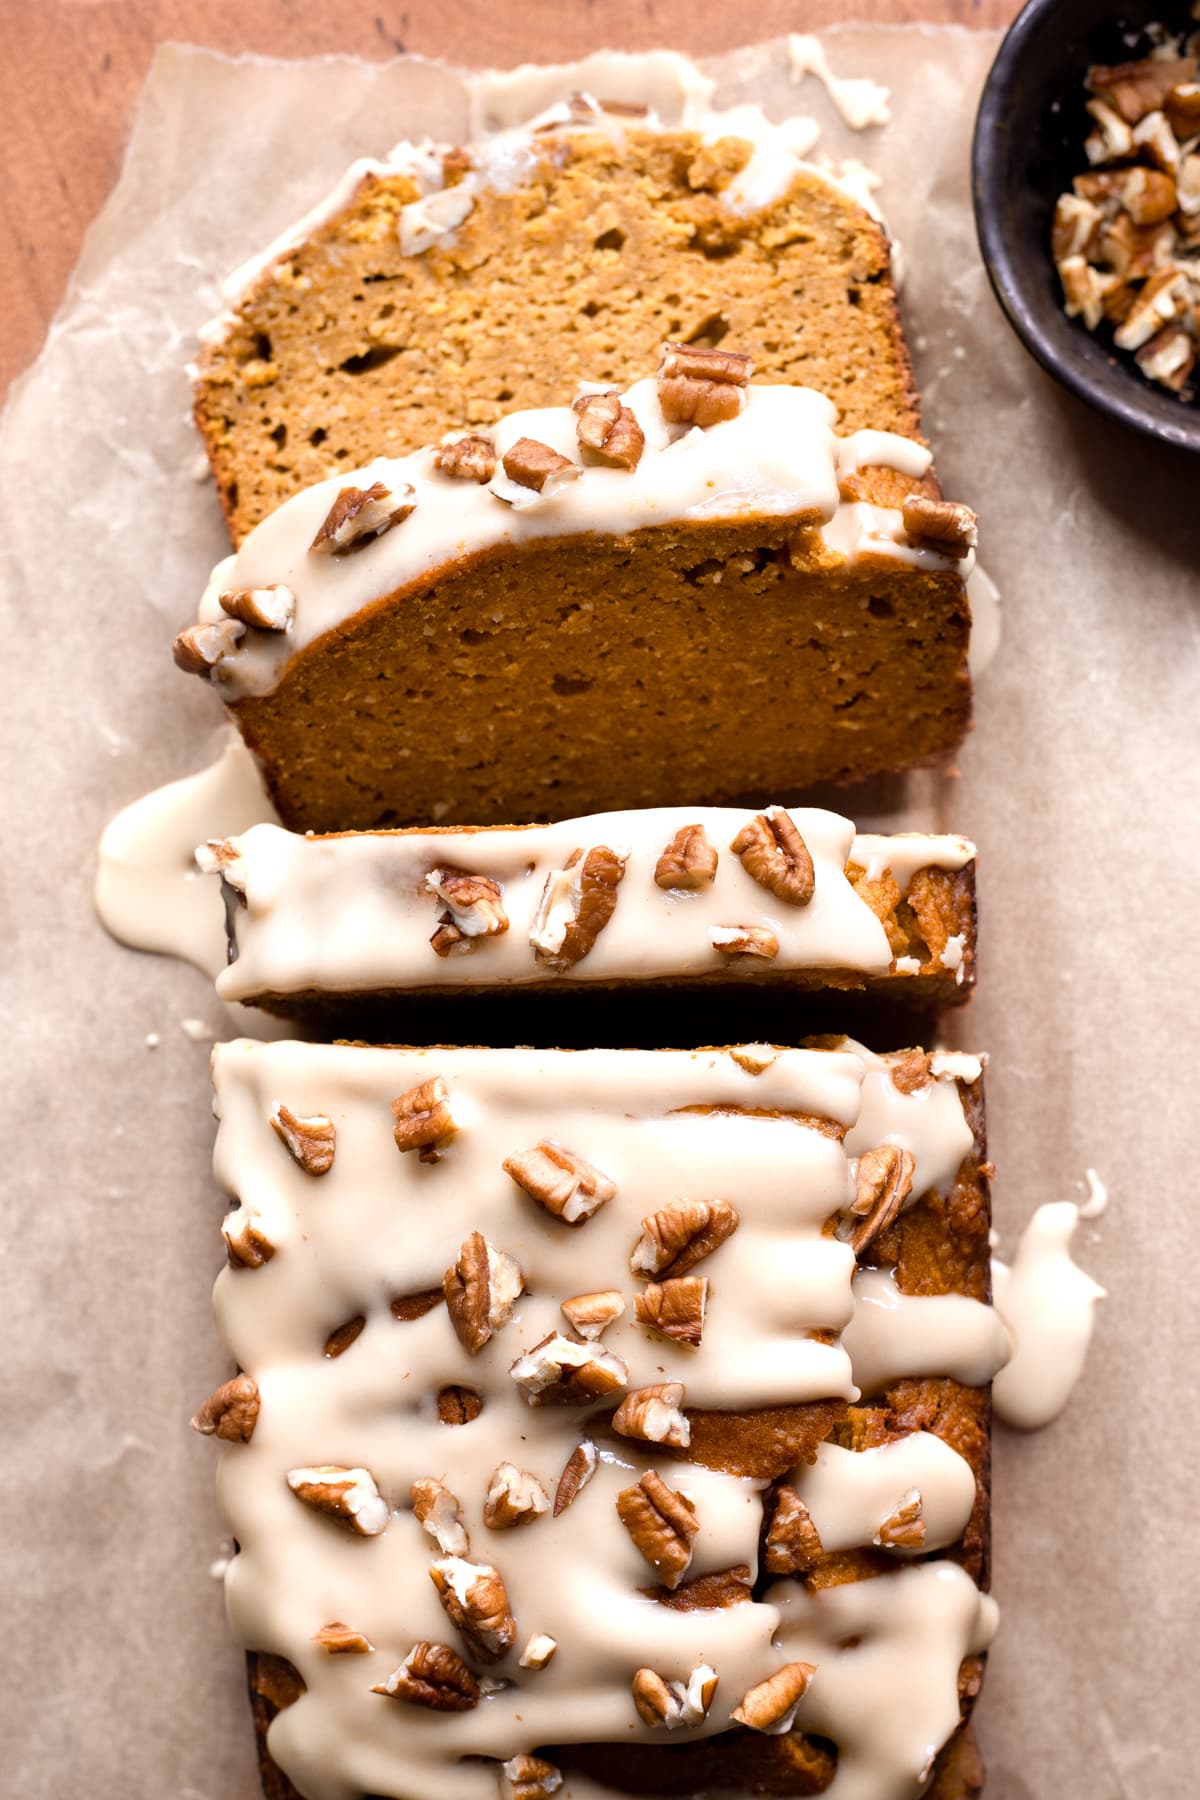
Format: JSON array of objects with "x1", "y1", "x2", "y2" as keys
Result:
[
  {"x1": 194, "y1": 1039, "x2": 1000, "y2": 1800},
  {"x1": 199, "y1": 807, "x2": 977, "y2": 1039},
  {"x1": 193, "y1": 115, "x2": 933, "y2": 546},
  {"x1": 174, "y1": 365, "x2": 976, "y2": 828}
]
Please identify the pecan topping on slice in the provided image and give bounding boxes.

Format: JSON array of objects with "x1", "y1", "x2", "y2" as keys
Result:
[
  {"x1": 635, "y1": 1276, "x2": 708, "y2": 1347},
  {"x1": 426, "y1": 866, "x2": 509, "y2": 956},
  {"x1": 172, "y1": 619, "x2": 244, "y2": 677},
  {"x1": 561, "y1": 1289, "x2": 625, "y2": 1339},
  {"x1": 287, "y1": 1465, "x2": 390, "y2": 1535},
  {"x1": 616, "y1": 1470, "x2": 699, "y2": 1588},
  {"x1": 654, "y1": 823, "x2": 718, "y2": 890},
  {"x1": 730, "y1": 1043, "x2": 777, "y2": 1075},
  {"x1": 429, "y1": 1555, "x2": 516, "y2": 1662},
  {"x1": 553, "y1": 1438, "x2": 598, "y2": 1515},
  {"x1": 501, "y1": 437, "x2": 581, "y2": 495},
  {"x1": 518, "y1": 1637, "x2": 558, "y2": 1674},
  {"x1": 503, "y1": 1140, "x2": 616, "y2": 1225},
  {"x1": 269, "y1": 1102, "x2": 336, "y2": 1175},
  {"x1": 731, "y1": 807, "x2": 815, "y2": 907},
  {"x1": 194, "y1": 836, "x2": 248, "y2": 889},
  {"x1": 436, "y1": 1384, "x2": 483, "y2": 1425},
  {"x1": 310, "y1": 479, "x2": 416, "y2": 555},
  {"x1": 190, "y1": 1374, "x2": 260, "y2": 1443},
  {"x1": 222, "y1": 1209, "x2": 274, "y2": 1269},
  {"x1": 763, "y1": 1485, "x2": 824, "y2": 1575},
  {"x1": 711, "y1": 924, "x2": 779, "y2": 959},
  {"x1": 509, "y1": 1333, "x2": 629, "y2": 1406},
  {"x1": 874, "y1": 1487, "x2": 926, "y2": 1550},
  {"x1": 530, "y1": 845, "x2": 626, "y2": 972},
  {"x1": 391, "y1": 1287, "x2": 445, "y2": 1321},
  {"x1": 218, "y1": 583, "x2": 295, "y2": 632},
  {"x1": 890, "y1": 1049, "x2": 933, "y2": 1095},
  {"x1": 612, "y1": 1382, "x2": 690, "y2": 1448},
  {"x1": 572, "y1": 391, "x2": 646, "y2": 470},
  {"x1": 501, "y1": 1753, "x2": 563, "y2": 1798},
  {"x1": 373, "y1": 1641, "x2": 479, "y2": 1710},
  {"x1": 847, "y1": 1145, "x2": 916, "y2": 1254},
  {"x1": 323, "y1": 1316, "x2": 365, "y2": 1358},
  {"x1": 411, "y1": 1477, "x2": 470, "y2": 1555},
  {"x1": 392, "y1": 1075, "x2": 458, "y2": 1162},
  {"x1": 901, "y1": 495, "x2": 978, "y2": 559},
  {"x1": 630, "y1": 1199, "x2": 740, "y2": 1279},
  {"x1": 632, "y1": 1663, "x2": 718, "y2": 1728},
  {"x1": 313, "y1": 1621, "x2": 373, "y2": 1654},
  {"x1": 443, "y1": 1232, "x2": 525, "y2": 1355},
  {"x1": 732, "y1": 1662, "x2": 817, "y2": 1733},
  {"x1": 657, "y1": 341, "x2": 753, "y2": 426},
  {"x1": 435, "y1": 433, "x2": 497, "y2": 483},
  {"x1": 484, "y1": 1463, "x2": 550, "y2": 1529}
]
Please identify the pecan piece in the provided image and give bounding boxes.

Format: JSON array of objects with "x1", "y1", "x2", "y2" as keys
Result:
[
  {"x1": 874, "y1": 1487, "x2": 926, "y2": 1550},
  {"x1": 194, "y1": 836, "x2": 248, "y2": 889},
  {"x1": 632, "y1": 1663, "x2": 718, "y2": 1728},
  {"x1": 443, "y1": 1232, "x2": 525, "y2": 1355},
  {"x1": 484, "y1": 1463, "x2": 550, "y2": 1529},
  {"x1": 657, "y1": 341, "x2": 753, "y2": 426},
  {"x1": 222, "y1": 1209, "x2": 274, "y2": 1269},
  {"x1": 890, "y1": 1049, "x2": 932, "y2": 1095},
  {"x1": 901, "y1": 496, "x2": 978, "y2": 558},
  {"x1": 190, "y1": 1374, "x2": 260, "y2": 1443},
  {"x1": 1136, "y1": 324, "x2": 1196, "y2": 392},
  {"x1": 313, "y1": 1621, "x2": 373, "y2": 1654},
  {"x1": 731, "y1": 806, "x2": 815, "y2": 906},
  {"x1": 501, "y1": 437, "x2": 581, "y2": 494},
  {"x1": 373, "y1": 1641, "x2": 479, "y2": 1710},
  {"x1": 429, "y1": 1555, "x2": 516, "y2": 1661},
  {"x1": 763, "y1": 1485, "x2": 824, "y2": 1575},
  {"x1": 172, "y1": 619, "x2": 244, "y2": 677},
  {"x1": 310, "y1": 479, "x2": 416, "y2": 554},
  {"x1": 635, "y1": 1277, "x2": 707, "y2": 1347},
  {"x1": 391, "y1": 1287, "x2": 445, "y2": 1322},
  {"x1": 530, "y1": 845, "x2": 626, "y2": 972},
  {"x1": 426, "y1": 866, "x2": 509, "y2": 956},
  {"x1": 847, "y1": 1145, "x2": 916, "y2": 1255},
  {"x1": 500, "y1": 1753, "x2": 563, "y2": 1799},
  {"x1": 286, "y1": 1465, "x2": 390, "y2": 1535},
  {"x1": 630, "y1": 1199, "x2": 740, "y2": 1279},
  {"x1": 435, "y1": 433, "x2": 496, "y2": 483},
  {"x1": 1114, "y1": 265, "x2": 1191, "y2": 351},
  {"x1": 730, "y1": 1043, "x2": 777, "y2": 1075},
  {"x1": 732, "y1": 1662, "x2": 817, "y2": 1733},
  {"x1": 269, "y1": 1102, "x2": 336, "y2": 1176},
  {"x1": 711, "y1": 924, "x2": 780, "y2": 960},
  {"x1": 616, "y1": 1470, "x2": 699, "y2": 1588},
  {"x1": 436, "y1": 1384, "x2": 483, "y2": 1425},
  {"x1": 411, "y1": 1477, "x2": 470, "y2": 1555},
  {"x1": 509, "y1": 1333, "x2": 629, "y2": 1405},
  {"x1": 218, "y1": 583, "x2": 295, "y2": 632},
  {"x1": 1087, "y1": 54, "x2": 1196, "y2": 124},
  {"x1": 612, "y1": 1382, "x2": 690, "y2": 1448},
  {"x1": 392, "y1": 1074, "x2": 458, "y2": 1163},
  {"x1": 553, "y1": 1438, "x2": 598, "y2": 1515},
  {"x1": 323, "y1": 1316, "x2": 365, "y2": 1358},
  {"x1": 572, "y1": 391, "x2": 645, "y2": 469},
  {"x1": 654, "y1": 823, "x2": 718, "y2": 890},
  {"x1": 561, "y1": 1289, "x2": 625, "y2": 1339},
  {"x1": 517, "y1": 1634, "x2": 559, "y2": 1671},
  {"x1": 503, "y1": 1140, "x2": 616, "y2": 1225}
]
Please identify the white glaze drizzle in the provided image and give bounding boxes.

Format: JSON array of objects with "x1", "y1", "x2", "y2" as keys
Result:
[
  {"x1": 840, "y1": 1038, "x2": 977, "y2": 1221},
  {"x1": 787, "y1": 34, "x2": 892, "y2": 131},
  {"x1": 992, "y1": 1201, "x2": 1106, "y2": 1431},
  {"x1": 790, "y1": 1433, "x2": 976, "y2": 1556},
  {"x1": 843, "y1": 1268, "x2": 1011, "y2": 1396}
]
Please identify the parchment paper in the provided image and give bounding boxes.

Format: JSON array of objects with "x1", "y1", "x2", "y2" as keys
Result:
[{"x1": 2, "y1": 27, "x2": 1197, "y2": 1800}]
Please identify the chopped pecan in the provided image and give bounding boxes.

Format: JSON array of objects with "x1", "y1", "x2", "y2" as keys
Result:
[
  {"x1": 530, "y1": 845, "x2": 626, "y2": 972},
  {"x1": 500, "y1": 1753, "x2": 563, "y2": 1799},
  {"x1": 172, "y1": 619, "x2": 244, "y2": 677},
  {"x1": 1052, "y1": 192, "x2": 1104, "y2": 261},
  {"x1": 324, "y1": 1316, "x2": 365, "y2": 1358},
  {"x1": 310, "y1": 479, "x2": 416, "y2": 554},
  {"x1": 657, "y1": 341, "x2": 753, "y2": 426},
  {"x1": 901, "y1": 495, "x2": 978, "y2": 558},
  {"x1": 312, "y1": 1621, "x2": 373, "y2": 1654},
  {"x1": 553, "y1": 1438, "x2": 598, "y2": 1515},
  {"x1": 1088, "y1": 54, "x2": 1196, "y2": 124},
  {"x1": 1166, "y1": 82, "x2": 1200, "y2": 141},
  {"x1": 1122, "y1": 165, "x2": 1180, "y2": 225},
  {"x1": 730, "y1": 1043, "x2": 778, "y2": 1075},
  {"x1": 190, "y1": 1374, "x2": 260, "y2": 1443},
  {"x1": 435, "y1": 433, "x2": 497, "y2": 483},
  {"x1": 426, "y1": 866, "x2": 509, "y2": 957},
  {"x1": 411, "y1": 1477, "x2": 470, "y2": 1555},
  {"x1": 561, "y1": 1289, "x2": 625, "y2": 1339},
  {"x1": 436, "y1": 1384, "x2": 483, "y2": 1425},
  {"x1": 635, "y1": 1277, "x2": 707, "y2": 1347},
  {"x1": 647, "y1": 1564, "x2": 752, "y2": 1609},
  {"x1": 484, "y1": 1462, "x2": 550, "y2": 1529},
  {"x1": 194, "y1": 836, "x2": 247, "y2": 889},
  {"x1": 429, "y1": 1555, "x2": 516, "y2": 1662},
  {"x1": 1133, "y1": 110, "x2": 1182, "y2": 174},
  {"x1": 763, "y1": 1485, "x2": 824, "y2": 1575},
  {"x1": 392, "y1": 1075, "x2": 458, "y2": 1163},
  {"x1": 1057, "y1": 253, "x2": 1116, "y2": 329},
  {"x1": 516, "y1": 1636, "x2": 559, "y2": 1672},
  {"x1": 890, "y1": 1049, "x2": 932, "y2": 1095},
  {"x1": 1114, "y1": 265, "x2": 1190, "y2": 350},
  {"x1": 616, "y1": 1470, "x2": 699, "y2": 1588},
  {"x1": 632, "y1": 1663, "x2": 718, "y2": 1728},
  {"x1": 874, "y1": 1487, "x2": 926, "y2": 1550},
  {"x1": 732, "y1": 1662, "x2": 817, "y2": 1733},
  {"x1": 611, "y1": 1382, "x2": 690, "y2": 1448},
  {"x1": 730, "y1": 807, "x2": 815, "y2": 906},
  {"x1": 222, "y1": 1209, "x2": 274, "y2": 1269},
  {"x1": 373, "y1": 1641, "x2": 479, "y2": 1710},
  {"x1": 503, "y1": 1140, "x2": 616, "y2": 1225},
  {"x1": 391, "y1": 1287, "x2": 445, "y2": 1321},
  {"x1": 1085, "y1": 97, "x2": 1135, "y2": 163},
  {"x1": 630, "y1": 1199, "x2": 740, "y2": 1279},
  {"x1": 654, "y1": 823, "x2": 718, "y2": 890},
  {"x1": 286, "y1": 1465, "x2": 390, "y2": 1535},
  {"x1": 443, "y1": 1232, "x2": 525, "y2": 1355},
  {"x1": 501, "y1": 437, "x2": 581, "y2": 494},
  {"x1": 1136, "y1": 323, "x2": 1196, "y2": 391},
  {"x1": 847, "y1": 1145, "x2": 916, "y2": 1254},
  {"x1": 269, "y1": 1102, "x2": 336, "y2": 1175},
  {"x1": 509, "y1": 1332, "x2": 628, "y2": 1405},
  {"x1": 218, "y1": 583, "x2": 295, "y2": 632},
  {"x1": 711, "y1": 924, "x2": 779, "y2": 960},
  {"x1": 572, "y1": 391, "x2": 646, "y2": 469}
]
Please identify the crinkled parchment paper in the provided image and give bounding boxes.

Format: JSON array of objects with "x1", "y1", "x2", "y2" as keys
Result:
[{"x1": 1, "y1": 27, "x2": 1197, "y2": 1800}]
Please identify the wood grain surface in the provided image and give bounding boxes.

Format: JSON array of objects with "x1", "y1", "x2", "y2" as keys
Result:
[{"x1": 0, "y1": 0, "x2": 1019, "y2": 398}]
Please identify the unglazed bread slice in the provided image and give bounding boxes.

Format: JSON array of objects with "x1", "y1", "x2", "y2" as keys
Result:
[
  {"x1": 195, "y1": 1039, "x2": 1001, "y2": 1800},
  {"x1": 174, "y1": 366, "x2": 976, "y2": 829},
  {"x1": 199, "y1": 807, "x2": 977, "y2": 1031},
  {"x1": 193, "y1": 112, "x2": 936, "y2": 546}
]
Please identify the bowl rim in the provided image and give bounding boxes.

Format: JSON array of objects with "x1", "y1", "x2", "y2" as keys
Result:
[{"x1": 971, "y1": 0, "x2": 1200, "y2": 456}]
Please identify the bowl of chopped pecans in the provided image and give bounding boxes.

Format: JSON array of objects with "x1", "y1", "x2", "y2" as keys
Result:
[{"x1": 973, "y1": 0, "x2": 1200, "y2": 454}]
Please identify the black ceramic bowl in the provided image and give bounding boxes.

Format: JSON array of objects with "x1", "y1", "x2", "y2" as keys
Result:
[{"x1": 973, "y1": 0, "x2": 1200, "y2": 454}]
